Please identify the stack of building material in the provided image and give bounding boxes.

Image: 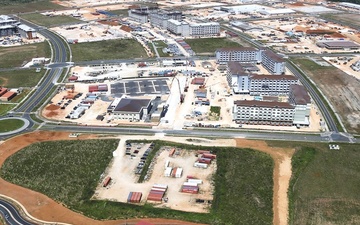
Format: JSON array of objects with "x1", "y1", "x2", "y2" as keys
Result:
[
  {"x1": 127, "y1": 192, "x2": 142, "y2": 203},
  {"x1": 181, "y1": 182, "x2": 199, "y2": 194},
  {"x1": 147, "y1": 184, "x2": 167, "y2": 202}
]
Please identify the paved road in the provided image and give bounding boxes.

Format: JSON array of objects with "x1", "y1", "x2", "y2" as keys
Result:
[{"x1": 0, "y1": 199, "x2": 34, "y2": 225}]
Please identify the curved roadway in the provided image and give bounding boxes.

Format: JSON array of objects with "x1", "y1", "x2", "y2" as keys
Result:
[{"x1": 0, "y1": 199, "x2": 33, "y2": 225}]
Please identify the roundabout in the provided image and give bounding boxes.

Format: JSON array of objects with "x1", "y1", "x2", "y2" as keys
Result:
[{"x1": 0, "y1": 117, "x2": 30, "y2": 136}]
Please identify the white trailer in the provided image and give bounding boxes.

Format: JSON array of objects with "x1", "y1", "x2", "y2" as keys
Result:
[
  {"x1": 188, "y1": 179, "x2": 202, "y2": 184},
  {"x1": 194, "y1": 162, "x2": 208, "y2": 169},
  {"x1": 164, "y1": 167, "x2": 172, "y2": 177}
]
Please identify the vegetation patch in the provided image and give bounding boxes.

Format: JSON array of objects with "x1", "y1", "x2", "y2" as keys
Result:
[
  {"x1": 0, "y1": 0, "x2": 66, "y2": 15},
  {"x1": 0, "y1": 104, "x2": 15, "y2": 116},
  {"x1": 0, "y1": 69, "x2": 45, "y2": 88},
  {"x1": 1, "y1": 140, "x2": 273, "y2": 224},
  {"x1": 71, "y1": 39, "x2": 148, "y2": 62},
  {"x1": 0, "y1": 42, "x2": 50, "y2": 68},
  {"x1": 0, "y1": 119, "x2": 24, "y2": 133},
  {"x1": 20, "y1": 13, "x2": 81, "y2": 27},
  {"x1": 185, "y1": 38, "x2": 242, "y2": 54},
  {"x1": 267, "y1": 140, "x2": 360, "y2": 225}
]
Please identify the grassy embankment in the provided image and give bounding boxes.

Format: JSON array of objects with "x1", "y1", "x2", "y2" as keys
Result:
[
  {"x1": 2, "y1": 139, "x2": 273, "y2": 224},
  {"x1": 267, "y1": 140, "x2": 360, "y2": 225},
  {"x1": 0, "y1": 42, "x2": 50, "y2": 68},
  {"x1": 20, "y1": 13, "x2": 81, "y2": 27},
  {"x1": 71, "y1": 39, "x2": 148, "y2": 62}
]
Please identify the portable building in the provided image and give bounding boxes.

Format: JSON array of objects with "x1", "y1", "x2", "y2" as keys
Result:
[
  {"x1": 198, "y1": 158, "x2": 212, "y2": 164},
  {"x1": 175, "y1": 168, "x2": 183, "y2": 178},
  {"x1": 127, "y1": 192, "x2": 133, "y2": 202},
  {"x1": 153, "y1": 184, "x2": 168, "y2": 189},
  {"x1": 0, "y1": 87, "x2": 8, "y2": 96},
  {"x1": 164, "y1": 167, "x2": 172, "y2": 177},
  {"x1": 0, "y1": 91, "x2": 16, "y2": 101},
  {"x1": 194, "y1": 162, "x2": 208, "y2": 169},
  {"x1": 188, "y1": 179, "x2": 203, "y2": 184},
  {"x1": 89, "y1": 85, "x2": 98, "y2": 92},
  {"x1": 98, "y1": 84, "x2": 108, "y2": 91},
  {"x1": 183, "y1": 182, "x2": 198, "y2": 187},
  {"x1": 169, "y1": 148, "x2": 175, "y2": 157},
  {"x1": 171, "y1": 167, "x2": 177, "y2": 177}
]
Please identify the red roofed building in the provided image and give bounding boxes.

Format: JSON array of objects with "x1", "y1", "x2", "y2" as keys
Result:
[{"x1": 0, "y1": 91, "x2": 17, "y2": 101}]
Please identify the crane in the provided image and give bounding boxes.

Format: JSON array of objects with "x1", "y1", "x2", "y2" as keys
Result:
[{"x1": 170, "y1": 77, "x2": 184, "y2": 104}]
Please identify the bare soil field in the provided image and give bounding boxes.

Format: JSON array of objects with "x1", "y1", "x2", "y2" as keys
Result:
[
  {"x1": 95, "y1": 140, "x2": 216, "y2": 213},
  {"x1": 236, "y1": 139, "x2": 295, "y2": 225},
  {"x1": 293, "y1": 58, "x2": 360, "y2": 134}
]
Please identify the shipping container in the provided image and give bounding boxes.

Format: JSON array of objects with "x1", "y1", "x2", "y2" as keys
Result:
[
  {"x1": 98, "y1": 84, "x2": 108, "y2": 91},
  {"x1": 153, "y1": 184, "x2": 168, "y2": 190},
  {"x1": 171, "y1": 167, "x2": 177, "y2": 177},
  {"x1": 169, "y1": 148, "x2": 175, "y2": 157},
  {"x1": 197, "y1": 150, "x2": 211, "y2": 154},
  {"x1": 202, "y1": 153, "x2": 216, "y2": 159},
  {"x1": 151, "y1": 188, "x2": 166, "y2": 192},
  {"x1": 198, "y1": 158, "x2": 212, "y2": 164},
  {"x1": 194, "y1": 162, "x2": 208, "y2": 169},
  {"x1": 188, "y1": 179, "x2": 203, "y2": 184},
  {"x1": 187, "y1": 175, "x2": 196, "y2": 179},
  {"x1": 103, "y1": 176, "x2": 111, "y2": 187}
]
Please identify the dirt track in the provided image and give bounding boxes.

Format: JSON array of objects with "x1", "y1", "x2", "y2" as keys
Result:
[{"x1": 0, "y1": 132, "x2": 293, "y2": 225}]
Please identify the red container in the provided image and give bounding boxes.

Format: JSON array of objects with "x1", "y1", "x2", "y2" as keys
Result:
[{"x1": 202, "y1": 153, "x2": 216, "y2": 159}]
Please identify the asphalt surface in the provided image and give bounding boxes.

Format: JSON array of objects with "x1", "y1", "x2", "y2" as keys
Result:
[
  {"x1": 111, "y1": 78, "x2": 170, "y2": 97},
  {"x1": 0, "y1": 199, "x2": 34, "y2": 225}
]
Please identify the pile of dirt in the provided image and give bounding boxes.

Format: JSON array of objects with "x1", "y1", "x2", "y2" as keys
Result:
[
  {"x1": 45, "y1": 111, "x2": 58, "y2": 117},
  {"x1": 46, "y1": 104, "x2": 60, "y2": 110}
]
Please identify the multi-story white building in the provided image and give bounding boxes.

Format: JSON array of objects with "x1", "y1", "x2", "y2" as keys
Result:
[
  {"x1": 128, "y1": 10, "x2": 149, "y2": 23},
  {"x1": 261, "y1": 50, "x2": 285, "y2": 75},
  {"x1": 226, "y1": 62, "x2": 298, "y2": 95},
  {"x1": 249, "y1": 74, "x2": 298, "y2": 96},
  {"x1": 167, "y1": 19, "x2": 189, "y2": 36},
  {"x1": 233, "y1": 100, "x2": 295, "y2": 126},
  {"x1": 0, "y1": 15, "x2": 18, "y2": 37},
  {"x1": 149, "y1": 11, "x2": 182, "y2": 28},
  {"x1": 189, "y1": 22, "x2": 220, "y2": 37},
  {"x1": 216, "y1": 48, "x2": 285, "y2": 74},
  {"x1": 216, "y1": 47, "x2": 261, "y2": 63},
  {"x1": 288, "y1": 84, "x2": 311, "y2": 126}
]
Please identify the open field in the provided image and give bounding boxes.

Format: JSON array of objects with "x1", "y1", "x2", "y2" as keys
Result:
[
  {"x1": 0, "y1": 119, "x2": 24, "y2": 132},
  {"x1": 266, "y1": 140, "x2": 360, "y2": 225},
  {"x1": 0, "y1": 104, "x2": 15, "y2": 116},
  {"x1": 108, "y1": 9, "x2": 129, "y2": 17},
  {"x1": 321, "y1": 13, "x2": 360, "y2": 29},
  {"x1": 0, "y1": 69, "x2": 45, "y2": 88},
  {"x1": 0, "y1": 1, "x2": 66, "y2": 15},
  {"x1": 292, "y1": 58, "x2": 360, "y2": 133},
  {"x1": 71, "y1": 39, "x2": 148, "y2": 62},
  {"x1": 20, "y1": 13, "x2": 82, "y2": 27},
  {"x1": 185, "y1": 38, "x2": 242, "y2": 54},
  {"x1": 0, "y1": 42, "x2": 50, "y2": 68},
  {"x1": 1, "y1": 139, "x2": 273, "y2": 224}
]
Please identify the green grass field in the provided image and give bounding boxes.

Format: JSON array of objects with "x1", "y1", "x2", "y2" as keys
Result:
[
  {"x1": 108, "y1": 9, "x2": 129, "y2": 17},
  {"x1": 267, "y1": 141, "x2": 360, "y2": 225},
  {"x1": 0, "y1": 0, "x2": 66, "y2": 15},
  {"x1": 0, "y1": 42, "x2": 51, "y2": 68},
  {"x1": 185, "y1": 38, "x2": 242, "y2": 54},
  {"x1": 0, "y1": 104, "x2": 15, "y2": 116},
  {"x1": 152, "y1": 41, "x2": 170, "y2": 57},
  {"x1": 0, "y1": 69, "x2": 45, "y2": 88},
  {"x1": 0, "y1": 119, "x2": 24, "y2": 133},
  {"x1": 71, "y1": 39, "x2": 148, "y2": 62},
  {"x1": 20, "y1": 13, "x2": 81, "y2": 27},
  {"x1": 1, "y1": 140, "x2": 273, "y2": 224}
]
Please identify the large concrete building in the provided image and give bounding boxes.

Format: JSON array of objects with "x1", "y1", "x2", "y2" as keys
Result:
[
  {"x1": 167, "y1": 20, "x2": 220, "y2": 37},
  {"x1": 149, "y1": 11, "x2": 182, "y2": 28},
  {"x1": 216, "y1": 48, "x2": 286, "y2": 74},
  {"x1": 226, "y1": 62, "x2": 297, "y2": 95},
  {"x1": 17, "y1": 24, "x2": 37, "y2": 39},
  {"x1": 108, "y1": 98, "x2": 152, "y2": 121},
  {"x1": 233, "y1": 100, "x2": 295, "y2": 126},
  {"x1": 0, "y1": 15, "x2": 18, "y2": 37}
]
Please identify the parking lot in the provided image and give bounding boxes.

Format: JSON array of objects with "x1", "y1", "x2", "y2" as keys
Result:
[{"x1": 111, "y1": 78, "x2": 170, "y2": 97}]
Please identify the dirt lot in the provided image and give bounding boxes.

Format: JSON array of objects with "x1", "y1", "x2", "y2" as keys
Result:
[
  {"x1": 96, "y1": 140, "x2": 216, "y2": 213},
  {"x1": 293, "y1": 58, "x2": 360, "y2": 133}
]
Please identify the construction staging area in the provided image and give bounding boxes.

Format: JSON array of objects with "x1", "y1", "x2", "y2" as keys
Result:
[{"x1": 94, "y1": 141, "x2": 215, "y2": 213}]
